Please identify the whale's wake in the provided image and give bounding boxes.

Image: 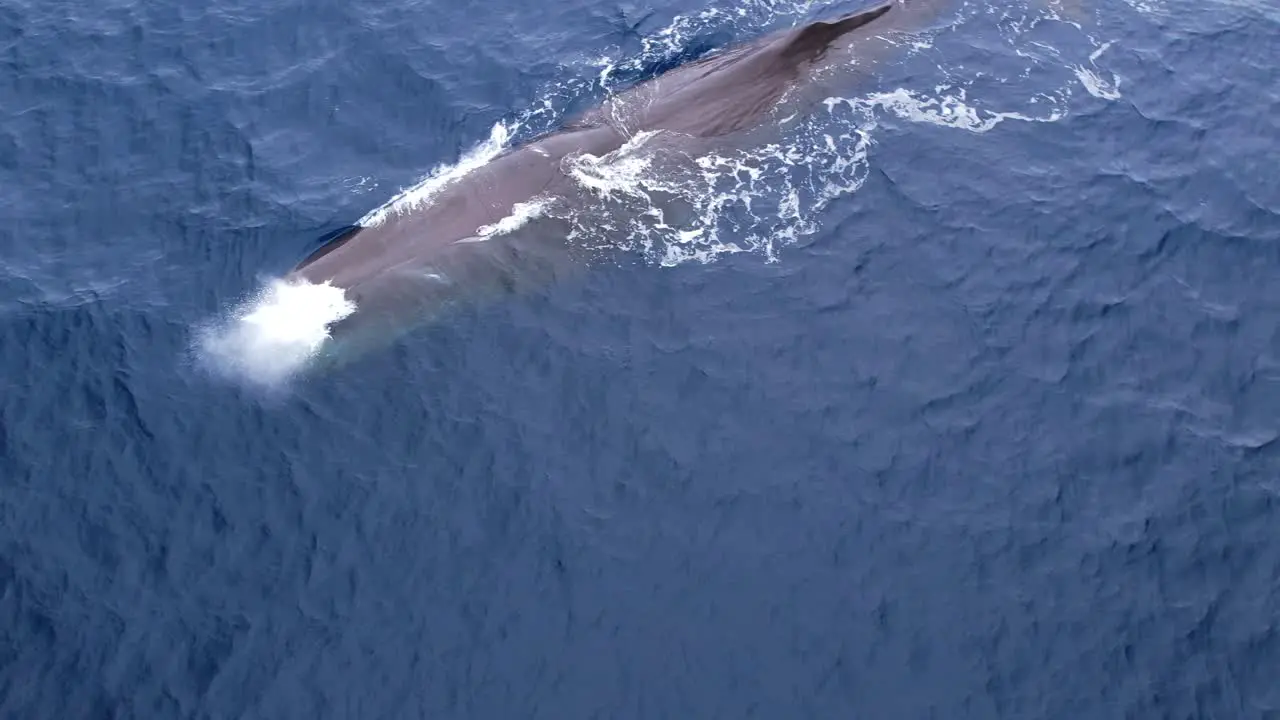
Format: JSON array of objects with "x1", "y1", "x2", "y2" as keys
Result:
[{"x1": 195, "y1": 278, "x2": 356, "y2": 387}]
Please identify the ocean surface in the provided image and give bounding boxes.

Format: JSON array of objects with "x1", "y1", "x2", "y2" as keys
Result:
[{"x1": 2, "y1": 0, "x2": 1278, "y2": 716}]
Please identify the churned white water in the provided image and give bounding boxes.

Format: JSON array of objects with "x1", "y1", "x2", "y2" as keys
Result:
[{"x1": 196, "y1": 278, "x2": 357, "y2": 387}]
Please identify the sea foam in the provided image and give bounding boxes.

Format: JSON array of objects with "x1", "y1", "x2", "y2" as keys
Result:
[{"x1": 195, "y1": 278, "x2": 357, "y2": 387}]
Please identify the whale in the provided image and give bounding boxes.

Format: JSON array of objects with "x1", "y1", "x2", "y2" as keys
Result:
[{"x1": 289, "y1": 0, "x2": 945, "y2": 361}]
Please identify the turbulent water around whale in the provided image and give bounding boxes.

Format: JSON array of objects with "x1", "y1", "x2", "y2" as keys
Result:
[{"x1": 197, "y1": 0, "x2": 1118, "y2": 386}]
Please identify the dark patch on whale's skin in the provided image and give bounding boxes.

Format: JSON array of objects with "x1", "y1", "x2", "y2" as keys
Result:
[
  {"x1": 290, "y1": 1, "x2": 949, "y2": 358},
  {"x1": 296, "y1": 225, "x2": 362, "y2": 271}
]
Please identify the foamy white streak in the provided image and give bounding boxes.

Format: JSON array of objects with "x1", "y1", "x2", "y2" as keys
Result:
[
  {"x1": 197, "y1": 278, "x2": 356, "y2": 386},
  {"x1": 564, "y1": 131, "x2": 664, "y2": 201},
  {"x1": 359, "y1": 121, "x2": 517, "y2": 228},
  {"x1": 826, "y1": 85, "x2": 1068, "y2": 134},
  {"x1": 467, "y1": 197, "x2": 556, "y2": 241},
  {"x1": 1073, "y1": 41, "x2": 1121, "y2": 99}
]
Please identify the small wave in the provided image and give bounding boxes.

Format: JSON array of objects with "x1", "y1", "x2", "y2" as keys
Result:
[
  {"x1": 1073, "y1": 41, "x2": 1121, "y2": 99},
  {"x1": 1119, "y1": 0, "x2": 1167, "y2": 17},
  {"x1": 1073, "y1": 65, "x2": 1120, "y2": 99},
  {"x1": 195, "y1": 277, "x2": 356, "y2": 387}
]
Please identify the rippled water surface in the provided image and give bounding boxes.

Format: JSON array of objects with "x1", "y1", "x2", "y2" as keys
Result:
[{"x1": 2, "y1": 0, "x2": 1278, "y2": 716}]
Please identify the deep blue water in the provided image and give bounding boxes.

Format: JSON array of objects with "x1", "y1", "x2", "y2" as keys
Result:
[{"x1": 2, "y1": 0, "x2": 1279, "y2": 716}]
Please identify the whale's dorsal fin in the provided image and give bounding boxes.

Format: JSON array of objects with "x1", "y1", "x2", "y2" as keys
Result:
[{"x1": 781, "y1": 2, "x2": 894, "y2": 60}]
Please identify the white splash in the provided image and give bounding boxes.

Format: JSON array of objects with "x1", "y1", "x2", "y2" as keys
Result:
[
  {"x1": 564, "y1": 130, "x2": 665, "y2": 201},
  {"x1": 560, "y1": 119, "x2": 875, "y2": 265},
  {"x1": 358, "y1": 121, "x2": 517, "y2": 227},
  {"x1": 1073, "y1": 41, "x2": 1121, "y2": 99},
  {"x1": 1073, "y1": 65, "x2": 1120, "y2": 99},
  {"x1": 479, "y1": 197, "x2": 556, "y2": 236},
  {"x1": 456, "y1": 197, "x2": 557, "y2": 243},
  {"x1": 196, "y1": 278, "x2": 356, "y2": 386}
]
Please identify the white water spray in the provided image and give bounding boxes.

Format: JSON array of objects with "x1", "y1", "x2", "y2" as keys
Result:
[{"x1": 195, "y1": 278, "x2": 357, "y2": 387}]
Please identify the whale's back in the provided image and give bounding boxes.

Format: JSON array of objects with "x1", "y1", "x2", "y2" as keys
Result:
[
  {"x1": 288, "y1": 1, "x2": 909, "y2": 356},
  {"x1": 589, "y1": 2, "x2": 895, "y2": 137}
]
